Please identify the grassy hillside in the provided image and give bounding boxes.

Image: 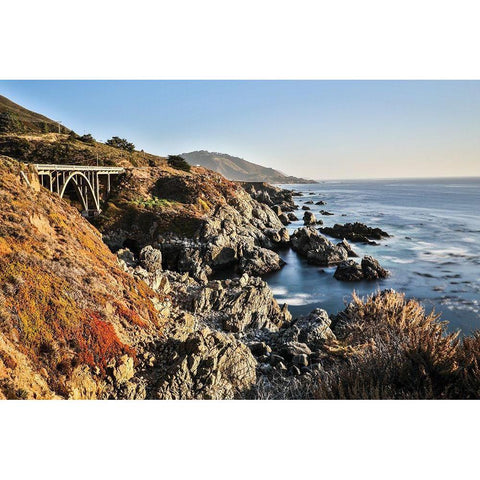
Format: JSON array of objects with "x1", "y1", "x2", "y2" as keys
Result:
[
  {"x1": 0, "y1": 95, "x2": 69, "y2": 134},
  {"x1": 0, "y1": 156, "x2": 170, "y2": 399}
]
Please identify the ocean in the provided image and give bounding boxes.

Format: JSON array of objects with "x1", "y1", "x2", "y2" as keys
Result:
[{"x1": 264, "y1": 177, "x2": 480, "y2": 334}]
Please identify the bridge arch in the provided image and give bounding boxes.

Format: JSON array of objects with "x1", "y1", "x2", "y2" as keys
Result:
[
  {"x1": 33, "y1": 164, "x2": 125, "y2": 217},
  {"x1": 59, "y1": 171, "x2": 100, "y2": 212}
]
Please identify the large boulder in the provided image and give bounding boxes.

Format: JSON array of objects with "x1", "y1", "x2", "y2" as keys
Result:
[
  {"x1": 156, "y1": 328, "x2": 257, "y2": 399},
  {"x1": 294, "y1": 308, "x2": 335, "y2": 347},
  {"x1": 239, "y1": 246, "x2": 285, "y2": 276},
  {"x1": 361, "y1": 255, "x2": 390, "y2": 279},
  {"x1": 278, "y1": 213, "x2": 290, "y2": 225},
  {"x1": 291, "y1": 227, "x2": 348, "y2": 266},
  {"x1": 334, "y1": 260, "x2": 364, "y2": 281},
  {"x1": 139, "y1": 245, "x2": 163, "y2": 273},
  {"x1": 303, "y1": 211, "x2": 317, "y2": 226},
  {"x1": 334, "y1": 255, "x2": 389, "y2": 281}
]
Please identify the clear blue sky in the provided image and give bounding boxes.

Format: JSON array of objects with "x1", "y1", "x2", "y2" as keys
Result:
[{"x1": 1, "y1": 80, "x2": 479, "y2": 179}]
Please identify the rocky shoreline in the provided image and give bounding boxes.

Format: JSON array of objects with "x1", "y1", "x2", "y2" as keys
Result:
[
  {"x1": 107, "y1": 180, "x2": 394, "y2": 398},
  {"x1": 3, "y1": 157, "x2": 477, "y2": 400}
]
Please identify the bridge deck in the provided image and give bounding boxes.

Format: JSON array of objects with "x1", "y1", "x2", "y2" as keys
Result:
[{"x1": 34, "y1": 164, "x2": 125, "y2": 175}]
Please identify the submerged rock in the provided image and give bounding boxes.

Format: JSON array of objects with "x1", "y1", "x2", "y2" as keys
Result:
[{"x1": 321, "y1": 222, "x2": 390, "y2": 243}]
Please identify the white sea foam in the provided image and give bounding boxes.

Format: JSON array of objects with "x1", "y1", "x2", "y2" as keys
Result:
[
  {"x1": 271, "y1": 286, "x2": 288, "y2": 295},
  {"x1": 282, "y1": 293, "x2": 314, "y2": 306}
]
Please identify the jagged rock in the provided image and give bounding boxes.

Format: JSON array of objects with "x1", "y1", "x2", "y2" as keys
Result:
[
  {"x1": 278, "y1": 227, "x2": 290, "y2": 246},
  {"x1": 321, "y1": 222, "x2": 390, "y2": 243},
  {"x1": 319, "y1": 210, "x2": 334, "y2": 216},
  {"x1": 239, "y1": 247, "x2": 285, "y2": 276},
  {"x1": 294, "y1": 308, "x2": 335, "y2": 346},
  {"x1": 301, "y1": 205, "x2": 311, "y2": 210},
  {"x1": 117, "y1": 248, "x2": 136, "y2": 269},
  {"x1": 334, "y1": 260, "x2": 364, "y2": 281},
  {"x1": 316, "y1": 200, "x2": 327, "y2": 205},
  {"x1": 249, "y1": 342, "x2": 272, "y2": 356},
  {"x1": 272, "y1": 205, "x2": 283, "y2": 216},
  {"x1": 139, "y1": 245, "x2": 163, "y2": 273},
  {"x1": 285, "y1": 342, "x2": 312, "y2": 357},
  {"x1": 362, "y1": 255, "x2": 390, "y2": 279},
  {"x1": 287, "y1": 212, "x2": 298, "y2": 221},
  {"x1": 156, "y1": 327, "x2": 257, "y2": 399},
  {"x1": 336, "y1": 239, "x2": 358, "y2": 257},
  {"x1": 278, "y1": 213, "x2": 290, "y2": 225},
  {"x1": 305, "y1": 200, "x2": 314, "y2": 204},
  {"x1": 334, "y1": 255, "x2": 389, "y2": 281},
  {"x1": 303, "y1": 211, "x2": 317, "y2": 226},
  {"x1": 183, "y1": 274, "x2": 291, "y2": 333},
  {"x1": 264, "y1": 227, "x2": 290, "y2": 247},
  {"x1": 240, "y1": 182, "x2": 296, "y2": 211},
  {"x1": 291, "y1": 227, "x2": 348, "y2": 266}
]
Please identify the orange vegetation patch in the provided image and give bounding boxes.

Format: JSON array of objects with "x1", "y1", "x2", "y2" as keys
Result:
[{"x1": 77, "y1": 311, "x2": 136, "y2": 374}]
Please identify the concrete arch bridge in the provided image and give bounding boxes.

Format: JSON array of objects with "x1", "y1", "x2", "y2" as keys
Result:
[{"x1": 33, "y1": 164, "x2": 125, "y2": 216}]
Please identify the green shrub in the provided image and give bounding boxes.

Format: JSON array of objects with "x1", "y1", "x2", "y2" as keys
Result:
[
  {"x1": 79, "y1": 133, "x2": 95, "y2": 144},
  {"x1": 106, "y1": 136, "x2": 135, "y2": 152},
  {"x1": 167, "y1": 155, "x2": 191, "y2": 172}
]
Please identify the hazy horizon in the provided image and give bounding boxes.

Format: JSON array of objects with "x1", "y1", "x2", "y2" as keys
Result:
[{"x1": 1, "y1": 80, "x2": 479, "y2": 180}]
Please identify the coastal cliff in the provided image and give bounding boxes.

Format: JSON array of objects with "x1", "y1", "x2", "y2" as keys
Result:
[{"x1": 1, "y1": 95, "x2": 480, "y2": 399}]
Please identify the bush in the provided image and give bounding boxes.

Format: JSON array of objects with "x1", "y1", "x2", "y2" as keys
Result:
[
  {"x1": 106, "y1": 136, "x2": 135, "y2": 152},
  {"x1": 79, "y1": 133, "x2": 95, "y2": 144},
  {"x1": 0, "y1": 112, "x2": 23, "y2": 134},
  {"x1": 167, "y1": 155, "x2": 191, "y2": 172}
]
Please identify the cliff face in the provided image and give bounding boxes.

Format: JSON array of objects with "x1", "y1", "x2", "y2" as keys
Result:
[{"x1": 0, "y1": 156, "x2": 170, "y2": 399}]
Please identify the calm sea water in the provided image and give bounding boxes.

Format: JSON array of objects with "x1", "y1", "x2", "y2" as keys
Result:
[{"x1": 264, "y1": 178, "x2": 480, "y2": 334}]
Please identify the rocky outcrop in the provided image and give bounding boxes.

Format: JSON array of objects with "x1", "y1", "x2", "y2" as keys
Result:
[
  {"x1": 169, "y1": 272, "x2": 291, "y2": 333},
  {"x1": 334, "y1": 255, "x2": 390, "y2": 281},
  {"x1": 244, "y1": 308, "x2": 335, "y2": 377},
  {"x1": 99, "y1": 168, "x2": 288, "y2": 279},
  {"x1": 239, "y1": 182, "x2": 297, "y2": 212},
  {"x1": 156, "y1": 327, "x2": 257, "y2": 399},
  {"x1": 321, "y1": 222, "x2": 390, "y2": 243},
  {"x1": 291, "y1": 227, "x2": 348, "y2": 266}
]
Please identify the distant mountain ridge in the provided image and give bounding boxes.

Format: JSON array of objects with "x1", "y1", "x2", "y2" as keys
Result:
[{"x1": 181, "y1": 150, "x2": 317, "y2": 184}]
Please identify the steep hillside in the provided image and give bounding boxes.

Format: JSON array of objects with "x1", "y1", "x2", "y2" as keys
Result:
[
  {"x1": 181, "y1": 150, "x2": 317, "y2": 184},
  {"x1": 0, "y1": 95, "x2": 69, "y2": 134},
  {"x1": 0, "y1": 156, "x2": 171, "y2": 399}
]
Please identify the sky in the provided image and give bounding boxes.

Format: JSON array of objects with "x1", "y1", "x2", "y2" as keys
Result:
[{"x1": 1, "y1": 80, "x2": 479, "y2": 180}]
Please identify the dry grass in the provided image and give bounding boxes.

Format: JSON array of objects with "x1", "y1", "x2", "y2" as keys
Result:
[{"x1": 312, "y1": 290, "x2": 478, "y2": 399}]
